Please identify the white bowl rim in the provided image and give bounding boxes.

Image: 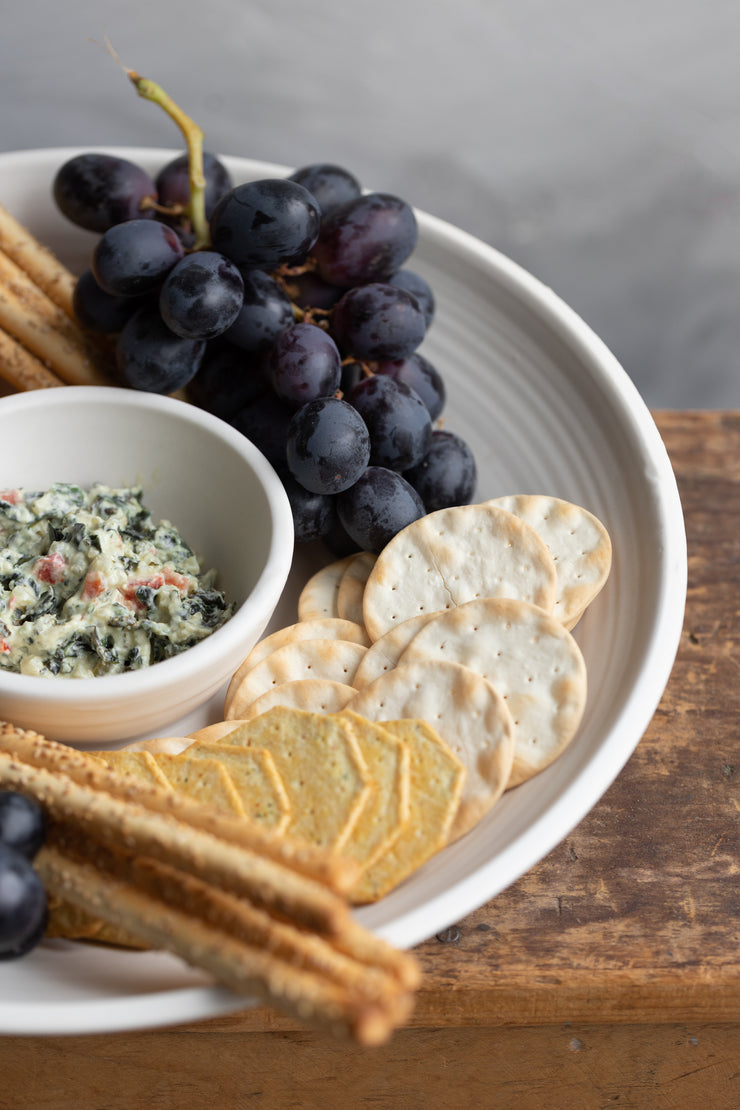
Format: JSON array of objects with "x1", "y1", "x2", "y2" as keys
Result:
[{"x1": 0, "y1": 386, "x2": 294, "y2": 704}]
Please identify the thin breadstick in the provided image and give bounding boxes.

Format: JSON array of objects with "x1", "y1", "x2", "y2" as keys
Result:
[
  {"x1": 0, "y1": 723, "x2": 354, "y2": 891},
  {"x1": 0, "y1": 249, "x2": 89, "y2": 349},
  {"x1": 0, "y1": 325, "x2": 66, "y2": 390},
  {"x1": 0, "y1": 750, "x2": 348, "y2": 936},
  {"x1": 0, "y1": 271, "x2": 111, "y2": 387},
  {"x1": 50, "y1": 821, "x2": 415, "y2": 1017},
  {"x1": 37, "y1": 842, "x2": 401, "y2": 1045},
  {"x1": 0, "y1": 202, "x2": 77, "y2": 318}
]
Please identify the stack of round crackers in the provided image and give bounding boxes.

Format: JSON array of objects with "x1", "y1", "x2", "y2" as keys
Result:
[{"x1": 124, "y1": 495, "x2": 611, "y2": 902}]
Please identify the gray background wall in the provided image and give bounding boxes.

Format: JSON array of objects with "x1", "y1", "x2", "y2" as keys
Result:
[{"x1": 2, "y1": 0, "x2": 739, "y2": 408}]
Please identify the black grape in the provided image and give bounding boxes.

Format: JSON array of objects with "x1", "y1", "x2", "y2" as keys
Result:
[
  {"x1": 0, "y1": 844, "x2": 47, "y2": 960},
  {"x1": 0, "y1": 792, "x2": 45, "y2": 861},
  {"x1": 269, "y1": 323, "x2": 341, "y2": 408},
  {"x1": 375, "y1": 353, "x2": 446, "y2": 421},
  {"x1": 224, "y1": 270, "x2": 295, "y2": 352},
  {"x1": 348, "y1": 375, "x2": 431, "y2": 471},
  {"x1": 72, "y1": 270, "x2": 146, "y2": 333},
  {"x1": 337, "y1": 466, "x2": 425, "y2": 554},
  {"x1": 312, "y1": 193, "x2": 417, "y2": 287},
  {"x1": 159, "y1": 251, "x2": 244, "y2": 339},
  {"x1": 53, "y1": 153, "x2": 157, "y2": 233},
  {"x1": 188, "y1": 342, "x2": 269, "y2": 420},
  {"x1": 388, "y1": 269, "x2": 435, "y2": 328},
  {"x1": 332, "y1": 283, "x2": 426, "y2": 360},
  {"x1": 404, "y1": 429, "x2": 478, "y2": 512},
  {"x1": 279, "y1": 269, "x2": 344, "y2": 312},
  {"x1": 279, "y1": 469, "x2": 336, "y2": 543},
  {"x1": 155, "y1": 151, "x2": 233, "y2": 219},
  {"x1": 286, "y1": 397, "x2": 371, "y2": 494},
  {"x1": 288, "y1": 163, "x2": 362, "y2": 222},
  {"x1": 210, "y1": 179, "x2": 321, "y2": 271},
  {"x1": 231, "y1": 393, "x2": 294, "y2": 468},
  {"x1": 92, "y1": 220, "x2": 184, "y2": 297},
  {"x1": 116, "y1": 305, "x2": 206, "y2": 393}
]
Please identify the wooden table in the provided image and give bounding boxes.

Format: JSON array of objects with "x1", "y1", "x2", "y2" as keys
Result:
[{"x1": 1, "y1": 411, "x2": 738, "y2": 1110}]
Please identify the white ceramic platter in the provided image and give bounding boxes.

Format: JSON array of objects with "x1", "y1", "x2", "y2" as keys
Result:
[{"x1": 0, "y1": 148, "x2": 687, "y2": 1034}]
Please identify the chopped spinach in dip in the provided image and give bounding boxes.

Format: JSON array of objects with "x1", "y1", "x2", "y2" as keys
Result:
[{"x1": 0, "y1": 483, "x2": 233, "y2": 678}]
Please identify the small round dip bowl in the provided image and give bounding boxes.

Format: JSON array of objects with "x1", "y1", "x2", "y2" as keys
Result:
[{"x1": 0, "y1": 386, "x2": 294, "y2": 743}]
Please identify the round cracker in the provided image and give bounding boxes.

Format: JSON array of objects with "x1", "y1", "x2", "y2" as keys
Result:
[
  {"x1": 226, "y1": 638, "x2": 367, "y2": 720},
  {"x1": 187, "y1": 720, "x2": 248, "y2": 743},
  {"x1": 485, "y1": 495, "x2": 611, "y2": 627},
  {"x1": 361, "y1": 503, "x2": 558, "y2": 642},
  {"x1": 224, "y1": 617, "x2": 369, "y2": 715},
  {"x1": 123, "y1": 736, "x2": 195, "y2": 755},
  {"x1": 352, "y1": 613, "x2": 437, "y2": 689},
  {"x1": 237, "y1": 679, "x2": 357, "y2": 721},
  {"x1": 346, "y1": 659, "x2": 515, "y2": 839},
  {"x1": 399, "y1": 597, "x2": 587, "y2": 787},
  {"x1": 297, "y1": 554, "x2": 357, "y2": 621},
  {"x1": 337, "y1": 551, "x2": 377, "y2": 625}
]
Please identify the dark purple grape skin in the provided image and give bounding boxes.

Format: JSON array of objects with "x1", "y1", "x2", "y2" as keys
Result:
[
  {"x1": 72, "y1": 270, "x2": 146, "y2": 333},
  {"x1": 332, "y1": 283, "x2": 426, "y2": 360},
  {"x1": 322, "y1": 514, "x2": 362, "y2": 558},
  {"x1": 53, "y1": 153, "x2": 157, "y2": 233},
  {"x1": 286, "y1": 398, "x2": 371, "y2": 495},
  {"x1": 339, "y1": 361, "x2": 365, "y2": 396},
  {"x1": 279, "y1": 270, "x2": 344, "y2": 312},
  {"x1": 403, "y1": 429, "x2": 478, "y2": 512},
  {"x1": 116, "y1": 305, "x2": 206, "y2": 393},
  {"x1": 312, "y1": 193, "x2": 417, "y2": 287},
  {"x1": 209, "y1": 179, "x2": 321, "y2": 272},
  {"x1": 348, "y1": 375, "x2": 431, "y2": 471},
  {"x1": 92, "y1": 220, "x2": 184, "y2": 297},
  {"x1": 188, "y1": 342, "x2": 269, "y2": 420},
  {"x1": 279, "y1": 469, "x2": 335, "y2": 544},
  {"x1": 231, "y1": 393, "x2": 294, "y2": 468},
  {"x1": 224, "y1": 270, "x2": 295, "y2": 353},
  {"x1": 0, "y1": 844, "x2": 47, "y2": 960},
  {"x1": 159, "y1": 251, "x2": 244, "y2": 340},
  {"x1": 0, "y1": 792, "x2": 45, "y2": 861},
  {"x1": 288, "y1": 164, "x2": 362, "y2": 222},
  {"x1": 269, "y1": 323, "x2": 342, "y2": 408},
  {"x1": 388, "y1": 270, "x2": 435, "y2": 328},
  {"x1": 375, "y1": 353, "x2": 446, "y2": 421},
  {"x1": 337, "y1": 466, "x2": 425, "y2": 554},
  {"x1": 155, "y1": 151, "x2": 233, "y2": 219}
]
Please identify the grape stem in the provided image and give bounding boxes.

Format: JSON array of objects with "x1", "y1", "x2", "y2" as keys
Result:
[{"x1": 125, "y1": 68, "x2": 210, "y2": 249}]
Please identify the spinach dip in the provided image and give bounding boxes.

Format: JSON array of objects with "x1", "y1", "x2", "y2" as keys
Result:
[{"x1": 0, "y1": 483, "x2": 233, "y2": 678}]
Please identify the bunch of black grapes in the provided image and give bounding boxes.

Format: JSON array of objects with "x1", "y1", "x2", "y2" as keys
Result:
[{"x1": 56, "y1": 152, "x2": 477, "y2": 554}]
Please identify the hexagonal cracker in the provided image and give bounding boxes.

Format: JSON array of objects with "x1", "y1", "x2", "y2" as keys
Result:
[{"x1": 215, "y1": 707, "x2": 372, "y2": 853}]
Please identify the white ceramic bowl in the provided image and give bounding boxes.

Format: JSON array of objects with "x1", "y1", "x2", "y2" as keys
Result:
[
  {"x1": 0, "y1": 147, "x2": 686, "y2": 1035},
  {"x1": 0, "y1": 387, "x2": 294, "y2": 743}
]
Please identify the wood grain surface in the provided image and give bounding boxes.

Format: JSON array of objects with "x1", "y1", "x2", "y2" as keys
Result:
[{"x1": 1, "y1": 411, "x2": 738, "y2": 1110}]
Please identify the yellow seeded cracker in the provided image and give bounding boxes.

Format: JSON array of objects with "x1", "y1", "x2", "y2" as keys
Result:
[
  {"x1": 224, "y1": 617, "x2": 370, "y2": 715},
  {"x1": 334, "y1": 710, "x2": 410, "y2": 873},
  {"x1": 151, "y1": 753, "x2": 245, "y2": 817},
  {"x1": 226, "y1": 638, "x2": 367, "y2": 720},
  {"x1": 187, "y1": 721, "x2": 245, "y2": 744},
  {"x1": 187, "y1": 742, "x2": 291, "y2": 834},
  {"x1": 350, "y1": 718, "x2": 465, "y2": 904},
  {"x1": 90, "y1": 750, "x2": 173, "y2": 790},
  {"x1": 216, "y1": 708, "x2": 372, "y2": 853}
]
